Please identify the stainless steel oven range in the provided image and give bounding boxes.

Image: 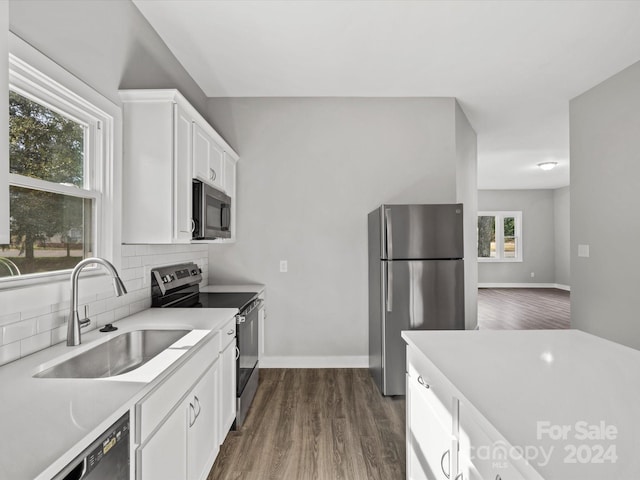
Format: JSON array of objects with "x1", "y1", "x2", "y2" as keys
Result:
[{"x1": 150, "y1": 262, "x2": 261, "y2": 428}]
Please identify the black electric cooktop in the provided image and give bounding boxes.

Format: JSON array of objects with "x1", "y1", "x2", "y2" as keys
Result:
[{"x1": 196, "y1": 292, "x2": 258, "y2": 310}]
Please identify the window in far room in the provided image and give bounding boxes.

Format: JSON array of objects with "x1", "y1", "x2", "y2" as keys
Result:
[{"x1": 477, "y1": 211, "x2": 522, "y2": 262}]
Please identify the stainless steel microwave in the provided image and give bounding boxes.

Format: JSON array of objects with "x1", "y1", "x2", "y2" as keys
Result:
[{"x1": 192, "y1": 180, "x2": 231, "y2": 239}]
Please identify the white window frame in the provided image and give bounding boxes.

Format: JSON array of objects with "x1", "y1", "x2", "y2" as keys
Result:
[
  {"x1": 477, "y1": 211, "x2": 523, "y2": 263},
  {"x1": 1, "y1": 34, "x2": 121, "y2": 288}
]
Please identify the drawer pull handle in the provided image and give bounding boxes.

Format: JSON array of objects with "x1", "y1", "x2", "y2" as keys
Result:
[
  {"x1": 417, "y1": 375, "x2": 430, "y2": 389},
  {"x1": 441, "y1": 449, "x2": 450, "y2": 478},
  {"x1": 194, "y1": 395, "x2": 201, "y2": 418},
  {"x1": 189, "y1": 403, "x2": 196, "y2": 427},
  {"x1": 235, "y1": 346, "x2": 240, "y2": 360},
  {"x1": 227, "y1": 329, "x2": 235, "y2": 335}
]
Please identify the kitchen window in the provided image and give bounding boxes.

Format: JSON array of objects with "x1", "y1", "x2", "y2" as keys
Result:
[
  {"x1": 1, "y1": 46, "x2": 118, "y2": 282},
  {"x1": 477, "y1": 211, "x2": 523, "y2": 262}
]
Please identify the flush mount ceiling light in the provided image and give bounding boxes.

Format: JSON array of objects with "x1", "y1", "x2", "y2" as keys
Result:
[{"x1": 537, "y1": 161, "x2": 558, "y2": 171}]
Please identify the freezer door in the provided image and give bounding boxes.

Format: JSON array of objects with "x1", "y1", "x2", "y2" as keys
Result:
[
  {"x1": 382, "y1": 204, "x2": 463, "y2": 260},
  {"x1": 382, "y1": 259, "x2": 464, "y2": 395}
]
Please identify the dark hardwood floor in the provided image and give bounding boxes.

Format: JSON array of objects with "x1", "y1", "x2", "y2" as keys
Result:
[
  {"x1": 478, "y1": 288, "x2": 570, "y2": 330},
  {"x1": 207, "y1": 368, "x2": 406, "y2": 480}
]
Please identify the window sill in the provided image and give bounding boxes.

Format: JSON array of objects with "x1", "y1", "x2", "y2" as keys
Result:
[{"x1": 0, "y1": 267, "x2": 103, "y2": 291}]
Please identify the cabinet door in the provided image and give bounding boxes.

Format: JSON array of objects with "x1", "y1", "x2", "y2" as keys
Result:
[
  {"x1": 458, "y1": 403, "x2": 527, "y2": 480},
  {"x1": 219, "y1": 340, "x2": 237, "y2": 442},
  {"x1": 193, "y1": 123, "x2": 224, "y2": 190},
  {"x1": 407, "y1": 372, "x2": 454, "y2": 480},
  {"x1": 188, "y1": 362, "x2": 220, "y2": 480},
  {"x1": 173, "y1": 103, "x2": 193, "y2": 241},
  {"x1": 138, "y1": 398, "x2": 188, "y2": 480}
]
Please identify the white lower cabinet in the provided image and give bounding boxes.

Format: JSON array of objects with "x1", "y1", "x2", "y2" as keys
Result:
[
  {"x1": 406, "y1": 347, "x2": 542, "y2": 480},
  {"x1": 219, "y1": 339, "x2": 237, "y2": 442},
  {"x1": 406, "y1": 371, "x2": 455, "y2": 480},
  {"x1": 457, "y1": 402, "x2": 525, "y2": 480},
  {"x1": 135, "y1": 320, "x2": 239, "y2": 480},
  {"x1": 137, "y1": 359, "x2": 219, "y2": 480},
  {"x1": 138, "y1": 396, "x2": 188, "y2": 480},
  {"x1": 188, "y1": 362, "x2": 220, "y2": 480}
]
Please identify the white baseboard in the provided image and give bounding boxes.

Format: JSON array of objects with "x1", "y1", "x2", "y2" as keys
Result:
[
  {"x1": 479, "y1": 283, "x2": 570, "y2": 291},
  {"x1": 260, "y1": 355, "x2": 368, "y2": 368}
]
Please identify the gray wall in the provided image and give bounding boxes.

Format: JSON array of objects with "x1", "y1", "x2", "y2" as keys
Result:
[
  {"x1": 554, "y1": 186, "x2": 570, "y2": 286},
  {"x1": 570, "y1": 60, "x2": 640, "y2": 350},
  {"x1": 455, "y1": 102, "x2": 479, "y2": 329},
  {"x1": 206, "y1": 97, "x2": 477, "y2": 362},
  {"x1": 478, "y1": 189, "x2": 556, "y2": 284},
  {"x1": 9, "y1": 0, "x2": 208, "y2": 111}
]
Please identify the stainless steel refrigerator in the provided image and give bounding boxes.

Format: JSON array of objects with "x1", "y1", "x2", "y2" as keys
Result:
[{"x1": 368, "y1": 204, "x2": 465, "y2": 396}]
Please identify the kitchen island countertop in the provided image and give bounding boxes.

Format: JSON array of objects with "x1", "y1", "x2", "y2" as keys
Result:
[{"x1": 402, "y1": 329, "x2": 640, "y2": 478}]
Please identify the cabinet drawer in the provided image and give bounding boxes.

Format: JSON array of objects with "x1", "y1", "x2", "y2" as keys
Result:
[
  {"x1": 219, "y1": 317, "x2": 236, "y2": 351},
  {"x1": 407, "y1": 348, "x2": 453, "y2": 402},
  {"x1": 458, "y1": 402, "x2": 527, "y2": 480},
  {"x1": 137, "y1": 333, "x2": 219, "y2": 443}
]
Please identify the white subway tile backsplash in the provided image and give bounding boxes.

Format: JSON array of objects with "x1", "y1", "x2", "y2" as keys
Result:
[
  {"x1": 3, "y1": 319, "x2": 37, "y2": 344},
  {"x1": 134, "y1": 245, "x2": 150, "y2": 256},
  {"x1": 21, "y1": 304, "x2": 52, "y2": 320},
  {"x1": 0, "y1": 342, "x2": 20, "y2": 365},
  {"x1": 0, "y1": 243, "x2": 208, "y2": 366},
  {"x1": 89, "y1": 300, "x2": 108, "y2": 317},
  {"x1": 51, "y1": 325, "x2": 67, "y2": 345},
  {"x1": 0, "y1": 312, "x2": 20, "y2": 327},
  {"x1": 114, "y1": 305, "x2": 130, "y2": 321},
  {"x1": 36, "y1": 311, "x2": 66, "y2": 333},
  {"x1": 95, "y1": 310, "x2": 115, "y2": 328},
  {"x1": 21, "y1": 331, "x2": 51, "y2": 356},
  {"x1": 129, "y1": 299, "x2": 149, "y2": 315},
  {"x1": 125, "y1": 278, "x2": 143, "y2": 292},
  {"x1": 126, "y1": 256, "x2": 142, "y2": 268}
]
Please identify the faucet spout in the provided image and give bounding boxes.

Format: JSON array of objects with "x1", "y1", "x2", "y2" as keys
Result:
[{"x1": 67, "y1": 257, "x2": 127, "y2": 346}]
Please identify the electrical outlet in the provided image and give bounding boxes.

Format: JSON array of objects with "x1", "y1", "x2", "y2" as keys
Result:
[
  {"x1": 578, "y1": 244, "x2": 590, "y2": 258},
  {"x1": 279, "y1": 260, "x2": 288, "y2": 273},
  {"x1": 530, "y1": 272, "x2": 535, "y2": 278}
]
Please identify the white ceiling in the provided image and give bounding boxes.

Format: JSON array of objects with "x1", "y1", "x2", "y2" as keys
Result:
[{"x1": 133, "y1": 0, "x2": 640, "y2": 190}]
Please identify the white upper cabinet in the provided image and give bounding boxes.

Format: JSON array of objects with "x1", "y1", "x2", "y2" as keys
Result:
[
  {"x1": 193, "y1": 122, "x2": 224, "y2": 191},
  {"x1": 119, "y1": 89, "x2": 239, "y2": 244},
  {"x1": 0, "y1": 3, "x2": 9, "y2": 244}
]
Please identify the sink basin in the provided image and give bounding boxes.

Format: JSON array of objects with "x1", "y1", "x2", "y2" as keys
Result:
[{"x1": 34, "y1": 329, "x2": 191, "y2": 379}]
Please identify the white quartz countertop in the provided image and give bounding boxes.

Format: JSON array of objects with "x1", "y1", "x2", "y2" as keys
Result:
[
  {"x1": 200, "y1": 283, "x2": 265, "y2": 294},
  {"x1": 0, "y1": 307, "x2": 238, "y2": 480},
  {"x1": 402, "y1": 329, "x2": 640, "y2": 479}
]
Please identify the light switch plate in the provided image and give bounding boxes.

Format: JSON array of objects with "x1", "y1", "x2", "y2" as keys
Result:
[
  {"x1": 279, "y1": 260, "x2": 288, "y2": 273},
  {"x1": 578, "y1": 244, "x2": 590, "y2": 258}
]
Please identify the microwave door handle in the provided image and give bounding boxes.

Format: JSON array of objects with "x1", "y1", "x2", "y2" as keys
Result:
[{"x1": 222, "y1": 204, "x2": 231, "y2": 230}]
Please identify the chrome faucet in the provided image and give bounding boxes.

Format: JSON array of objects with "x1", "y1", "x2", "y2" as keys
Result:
[{"x1": 67, "y1": 257, "x2": 127, "y2": 346}]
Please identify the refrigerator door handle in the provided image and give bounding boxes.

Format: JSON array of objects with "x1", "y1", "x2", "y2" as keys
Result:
[
  {"x1": 385, "y1": 207, "x2": 393, "y2": 260},
  {"x1": 386, "y1": 261, "x2": 393, "y2": 312}
]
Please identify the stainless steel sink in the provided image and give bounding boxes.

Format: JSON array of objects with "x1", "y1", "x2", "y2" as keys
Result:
[{"x1": 34, "y1": 329, "x2": 191, "y2": 379}]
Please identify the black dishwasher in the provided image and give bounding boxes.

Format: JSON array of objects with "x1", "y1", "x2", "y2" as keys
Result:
[{"x1": 52, "y1": 412, "x2": 130, "y2": 480}]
